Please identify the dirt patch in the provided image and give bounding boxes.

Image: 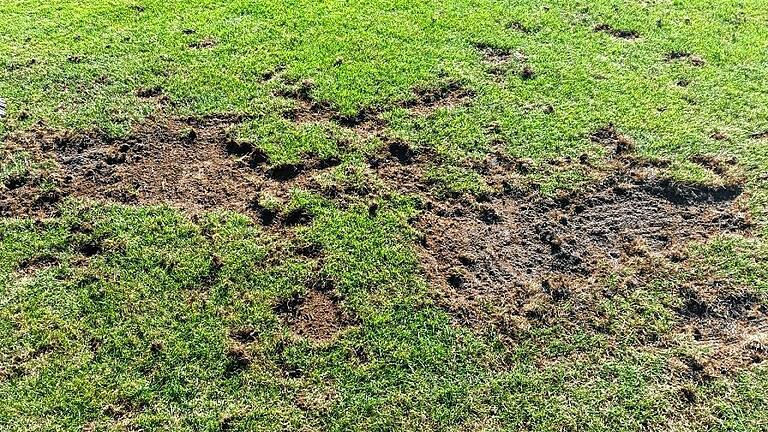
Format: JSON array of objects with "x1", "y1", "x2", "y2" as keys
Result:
[
  {"x1": 224, "y1": 344, "x2": 252, "y2": 376},
  {"x1": 665, "y1": 52, "x2": 706, "y2": 66},
  {"x1": 411, "y1": 135, "x2": 756, "y2": 374},
  {"x1": 474, "y1": 43, "x2": 516, "y2": 65},
  {"x1": 474, "y1": 43, "x2": 531, "y2": 80},
  {"x1": 402, "y1": 81, "x2": 475, "y2": 115},
  {"x1": 15, "y1": 254, "x2": 59, "y2": 277},
  {"x1": 594, "y1": 23, "x2": 639, "y2": 40},
  {"x1": 0, "y1": 116, "x2": 342, "y2": 219},
  {"x1": 590, "y1": 124, "x2": 635, "y2": 155},
  {"x1": 0, "y1": 343, "x2": 55, "y2": 380},
  {"x1": 276, "y1": 79, "x2": 386, "y2": 139},
  {"x1": 274, "y1": 284, "x2": 352, "y2": 341},
  {"x1": 420, "y1": 171, "x2": 749, "y2": 321},
  {"x1": 189, "y1": 37, "x2": 217, "y2": 49}
]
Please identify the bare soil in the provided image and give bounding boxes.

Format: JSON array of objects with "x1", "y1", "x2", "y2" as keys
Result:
[
  {"x1": 594, "y1": 23, "x2": 640, "y2": 40},
  {"x1": 274, "y1": 287, "x2": 352, "y2": 342},
  {"x1": 1, "y1": 94, "x2": 762, "y2": 373},
  {"x1": 0, "y1": 116, "x2": 337, "y2": 219},
  {"x1": 412, "y1": 148, "x2": 759, "y2": 377}
]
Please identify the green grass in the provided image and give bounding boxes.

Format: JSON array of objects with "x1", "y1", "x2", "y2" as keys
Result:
[{"x1": 2, "y1": 0, "x2": 768, "y2": 430}]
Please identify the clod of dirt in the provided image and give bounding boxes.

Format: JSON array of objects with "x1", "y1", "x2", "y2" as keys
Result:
[
  {"x1": 520, "y1": 65, "x2": 536, "y2": 80},
  {"x1": 665, "y1": 52, "x2": 706, "y2": 66},
  {"x1": 189, "y1": 37, "x2": 217, "y2": 49},
  {"x1": 402, "y1": 81, "x2": 475, "y2": 115},
  {"x1": 594, "y1": 23, "x2": 639, "y2": 39},
  {"x1": 749, "y1": 130, "x2": 768, "y2": 139},
  {"x1": 135, "y1": 86, "x2": 163, "y2": 98},
  {"x1": 274, "y1": 288, "x2": 351, "y2": 341},
  {"x1": 590, "y1": 124, "x2": 635, "y2": 155},
  {"x1": 388, "y1": 141, "x2": 415, "y2": 164}
]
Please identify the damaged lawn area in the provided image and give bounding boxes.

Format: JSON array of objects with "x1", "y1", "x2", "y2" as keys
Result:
[{"x1": 2, "y1": 0, "x2": 768, "y2": 431}]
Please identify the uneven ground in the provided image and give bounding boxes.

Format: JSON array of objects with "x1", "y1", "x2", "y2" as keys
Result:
[{"x1": 1, "y1": 1, "x2": 768, "y2": 431}]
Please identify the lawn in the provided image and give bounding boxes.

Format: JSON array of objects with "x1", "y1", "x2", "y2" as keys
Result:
[{"x1": 1, "y1": 0, "x2": 767, "y2": 430}]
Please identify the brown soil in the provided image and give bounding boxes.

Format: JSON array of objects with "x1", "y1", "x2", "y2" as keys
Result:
[
  {"x1": 0, "y1": 116, "x2": 338, "y2": 219},
  {"x1": 401, "y1": 81, "x2": 475, "y2": 115},
  {"x1": 412, "y1": 142, "x2": 758, "y2": 375},
  {"x1": 274, "y1": 286, "x2": 352, "y2": 341},
  {"x1": 420, "y1": 171, "x2": 748, "y2": 319},
  {"x1": 594, "y1": 23, "x2": 640, "y2": 40},
  {"x1": 665, "y1": 51, "x2": 706, "y2": 66},
  {"x1": 1, "y1": 83, "x2": 762, "y2": 375}
]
